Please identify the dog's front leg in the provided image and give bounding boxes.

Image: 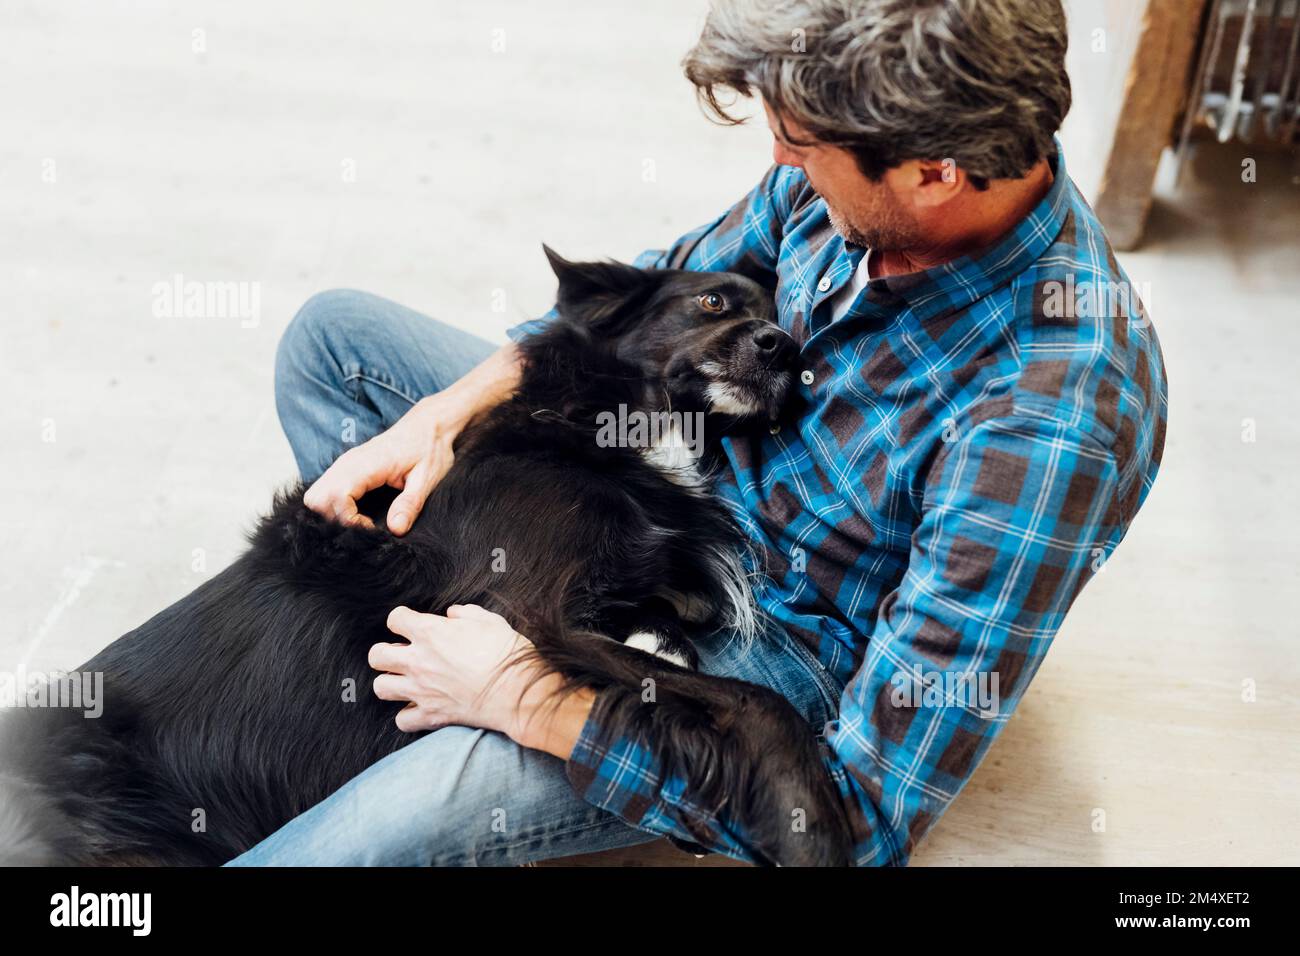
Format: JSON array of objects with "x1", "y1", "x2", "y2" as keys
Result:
[
  {"x1": 594, "y1": 597, "x2": 699, "y2": 670},
  {"x1": 529, "y1": 631, "x2": 853, "y2": 866}
]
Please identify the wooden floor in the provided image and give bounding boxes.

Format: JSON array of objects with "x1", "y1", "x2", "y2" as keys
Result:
[{"x1": 2, "y1": 1, "x2": 1297, "y2": 866}]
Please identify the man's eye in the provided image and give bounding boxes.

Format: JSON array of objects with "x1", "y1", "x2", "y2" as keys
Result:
[{"x1": 698, "y1": 293, "x2": 726, "y2": 313}]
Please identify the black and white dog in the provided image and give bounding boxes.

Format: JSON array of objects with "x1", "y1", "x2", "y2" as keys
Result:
[{"x1": 0, "y1": 249, "x2": 853, "y2": 866}]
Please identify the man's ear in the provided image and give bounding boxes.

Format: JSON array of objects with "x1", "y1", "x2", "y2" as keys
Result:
[
  {"x1": 542, "y1": 244, "x2": 654, "y2": 327},
  {"x1": 908, "y1": 159, "x2": 967, "y2": 208}
]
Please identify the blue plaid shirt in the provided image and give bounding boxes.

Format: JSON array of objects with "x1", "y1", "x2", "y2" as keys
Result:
[{"x1": 510, "y1": 145, "x2": 1167, "y2": 865}]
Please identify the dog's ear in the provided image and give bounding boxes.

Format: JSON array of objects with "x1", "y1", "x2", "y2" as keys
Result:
[{"x1": 542, "y1": 244, "x2": 654, "y2": 329}]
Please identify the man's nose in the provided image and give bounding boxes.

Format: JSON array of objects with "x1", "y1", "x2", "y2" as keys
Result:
[{"x1": 772, "y1": 140, "x2": 803, "y2": 169}]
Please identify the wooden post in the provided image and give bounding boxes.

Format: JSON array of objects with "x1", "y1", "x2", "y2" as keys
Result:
[{"x1": 1093, "y1": 0, "x2": 1210, "y2": 250}]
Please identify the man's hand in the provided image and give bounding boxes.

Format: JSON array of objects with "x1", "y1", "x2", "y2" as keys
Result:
[
  {"x1": 304, "y1": 394, "x2": 461, "y2": 535},
  {"x1": 303, "y1": 343, "x2": 523, "y2": 535},
  {"x1": 371, "y1": 604, "x2": 594, "y2": 758}
]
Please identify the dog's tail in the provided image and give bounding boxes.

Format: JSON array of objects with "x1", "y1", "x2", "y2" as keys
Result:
[
  {"x1": 0, "y1": 704, "x2": 168, "y2": 866},
  {"x1": 0, "y1": 704, "x2": 85, "y2": 865},
  {"x1": 0, "y1": 768, "x2": 79, "y2": 865}
]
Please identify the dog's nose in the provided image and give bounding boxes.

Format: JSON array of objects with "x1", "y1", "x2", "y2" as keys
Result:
[{"x1": 752, "y1": 325, "x2": 796, "y2": 367}]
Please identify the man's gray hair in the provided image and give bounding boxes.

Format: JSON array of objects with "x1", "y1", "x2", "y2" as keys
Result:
[{"x1": 683, "y1": 0, "x2": 1071, "y2": 186}]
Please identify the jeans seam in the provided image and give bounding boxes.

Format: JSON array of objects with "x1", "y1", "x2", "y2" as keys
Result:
[
  {"x1": 343, "y1": 367, "x2": 422, "y2": 408},
  {"x1": 780, "y1": 632, "x2": 843, "y2": 728},
  {"x1": 437, "y1": 813, "x2": 642, "y2": 866}
]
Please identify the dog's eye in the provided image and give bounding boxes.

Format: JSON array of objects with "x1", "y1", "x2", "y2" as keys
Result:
[{"x1": 697, "y1": 293, "x2": 726, "y2": 313}]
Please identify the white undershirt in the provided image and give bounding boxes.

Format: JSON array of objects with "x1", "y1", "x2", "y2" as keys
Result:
[{"x1": 828, "y1": 250, "x2": 876, "y2": 323}]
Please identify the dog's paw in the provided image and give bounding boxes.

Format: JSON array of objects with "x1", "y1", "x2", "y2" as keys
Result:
[{"x1": 623, "y1": 631, "x2": 697, "y2": 670}]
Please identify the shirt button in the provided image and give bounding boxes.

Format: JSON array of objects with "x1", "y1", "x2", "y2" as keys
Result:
[
  {"x1": 817, "y1": 276, "x2": 831, "y2": 292},
  {"x1": 800, "y1": 369, "x2": 815, "y2": 386}
]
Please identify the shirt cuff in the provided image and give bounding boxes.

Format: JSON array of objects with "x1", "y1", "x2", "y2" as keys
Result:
[
  {"x1": 563, "y1": 688, "x2": 661, "y2": 826},
  {"x1": 506, "y1": 306, "x2": 559, "y2": 343}
]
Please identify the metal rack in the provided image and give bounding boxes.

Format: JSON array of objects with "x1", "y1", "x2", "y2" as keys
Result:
[{"x1": 1175, "y1": 0, "x2": 1300, "y2": 180}]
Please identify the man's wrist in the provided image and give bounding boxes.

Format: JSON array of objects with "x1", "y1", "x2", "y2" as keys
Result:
[
  {"x1": 500, "y1": 662, "x2": 596, "y2": 761},
  {"x1": 414, "y1": 390, "x2": 475, "y2": 437}
]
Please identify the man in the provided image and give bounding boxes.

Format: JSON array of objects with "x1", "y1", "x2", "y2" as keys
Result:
[{"x1": 230, "y1": 0, "x2": 1166, "y2": 866}]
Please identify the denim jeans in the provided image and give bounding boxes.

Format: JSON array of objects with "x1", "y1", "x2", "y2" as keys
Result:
[{"x1": 227, "y1": 290, "x2": 844, "y2": 865}]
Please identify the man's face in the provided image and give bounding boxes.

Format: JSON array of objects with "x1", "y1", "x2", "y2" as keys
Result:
[{"x1": 762, "y1": 101, "x2": 923, "y2": 252}]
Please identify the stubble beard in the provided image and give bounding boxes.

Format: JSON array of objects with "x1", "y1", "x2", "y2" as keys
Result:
[{"x1": 827, "y1": 198, "x2": 920, "y2": 253}]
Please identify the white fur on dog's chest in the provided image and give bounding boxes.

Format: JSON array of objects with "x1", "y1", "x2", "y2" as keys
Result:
[{"x1": 639, "y1": 418, "x2": 703, "y2": 486}]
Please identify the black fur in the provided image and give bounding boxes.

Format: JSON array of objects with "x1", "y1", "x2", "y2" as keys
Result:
[{"x1": 0, "y1": 248, "x2": 852, "y2": 866}]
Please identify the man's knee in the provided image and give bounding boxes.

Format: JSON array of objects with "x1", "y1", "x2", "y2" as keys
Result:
[
  {"x1": 315, "y1": 728, "x2": 578, "y2": 866},
  {"x1": 274, "y1": 289, "x2": 371, "y2": 395}
]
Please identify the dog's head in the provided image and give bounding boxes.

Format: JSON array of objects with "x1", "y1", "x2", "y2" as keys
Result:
[{"x1": 543, "y1": 245, "x2": 796, "y2": 420}]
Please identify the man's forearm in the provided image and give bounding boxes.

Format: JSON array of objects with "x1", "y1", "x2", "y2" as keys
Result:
[{"x1": 422, "y1": 342, "x2": 524, "y2": 432}]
